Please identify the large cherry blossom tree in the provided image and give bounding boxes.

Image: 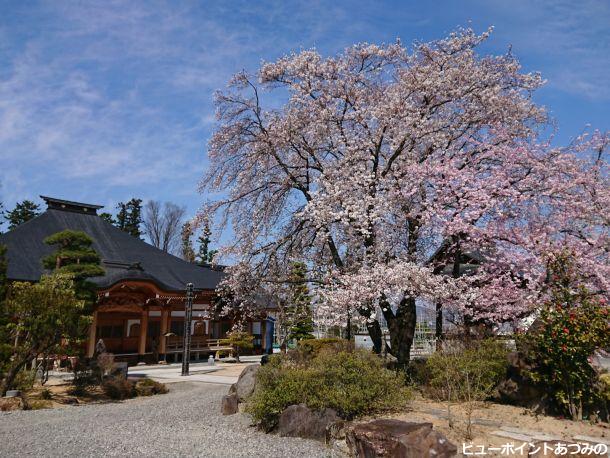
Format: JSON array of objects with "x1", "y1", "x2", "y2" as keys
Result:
[{"x1": 201, "y1": 28, "x2": 608, "y2": 368}]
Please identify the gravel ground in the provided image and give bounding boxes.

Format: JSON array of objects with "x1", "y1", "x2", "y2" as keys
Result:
[{"x1": 0, "y1": 382, "x2": 329, "y2": 458}]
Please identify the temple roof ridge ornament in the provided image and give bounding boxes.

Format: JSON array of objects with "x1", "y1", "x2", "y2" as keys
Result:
[{"x1": 40, "y1": 195, "x2": 104, "y2": 215}]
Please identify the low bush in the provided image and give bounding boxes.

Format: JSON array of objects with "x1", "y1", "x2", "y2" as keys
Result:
[
  {"x1": 40, "y1": 388, "x2": 53, "y2": 400},
  {"x1": 424, "y1": 339, "x2": 509, "y2": 401},
  {"x1": 423, "y1": 339, "x2": 509, "y2": 439},
  {"x1": 297, "y1": 337, "x2": 351, "y2": 358},
  {"x1": 69, "y1": 369, "x2": 97, "y2": 396},
  {"x1": 102, "y1": 376, "x2": 136, "y2": 400},
  {"x1": 28, "y1": 399, "x2": 52, "y2": 410},
  {"x1": 246, "y1": 349, "x2": 411, "y2": 431},
  {"x1": 406, "y1": 357, "x2": 432, "y2": 387},
  {"x1": 135, "y1": 378, "x2": 168, "y2": 396},
  {"x1": 600, "y1": 373, "x2": 610, "y2": 402},
  {"x1": 13, "y1": 369, "x2": 36, "y2": 392}
]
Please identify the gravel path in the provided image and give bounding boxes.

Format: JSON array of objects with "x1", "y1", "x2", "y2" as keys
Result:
[{"x1": 0, "y1": 383, "x2": 329, "y2": 457}]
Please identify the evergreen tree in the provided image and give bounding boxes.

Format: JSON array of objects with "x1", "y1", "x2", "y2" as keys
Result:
[
  {"x1": 98, "y1": 212, "x2": 116, "y2": 225},
  {"x1": 0, "y1": 245, "x2": 9, "y2": 368},
  {"x1": 287, "y1": 262, "x2": 315, "y2": 341},
  {"x1": 4, "y1": 200, "x2": 40, "y2": 230},
  {"x1": 115, "y1": 198, "x2": 143, "y2": 238},
  {"x1": 196, "y1": 220, "x2": 217, "y2": 265},
  {"x1": 181, "y1": 222, "x2": 196, "y2": 262},
  {"x1": 0, "y1": 244, "x2": 7, "y2": 303},
  {"x1": 42, "y1": 230, "x2": 104, "y2": 300}
]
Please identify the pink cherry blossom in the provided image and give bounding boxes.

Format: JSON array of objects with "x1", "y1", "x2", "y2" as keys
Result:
[{"x1": 200, "y1": 28, "x2": 609, "y2": 366}]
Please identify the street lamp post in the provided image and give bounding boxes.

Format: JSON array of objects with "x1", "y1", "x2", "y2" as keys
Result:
[{"x1": 181, "y1": 283, "x2": 194, "y2": 376}]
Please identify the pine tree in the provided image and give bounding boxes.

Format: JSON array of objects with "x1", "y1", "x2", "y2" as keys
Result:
[
  {"x1": 181, "y1": 222, "x2": 196, "y2": 262},
  {"x1": 99, "y1": 212, "x2": 116, "y2": 225},
  {"x1": 42, "y1": 230, "x2": 105, "y2": 294},
  {"x1": 287, "y1": 262, "x2": 315, "y2": 341},
  {"x1": 0, "y1": 244, "x2": 7, "y2": 303},
  {"x1": 196, "y1": 220, "x2": 217, "y2": 265},
  {"x1": 4, "y1": 200, "x2": 40, "y2": 230},
  {"x1": 0, "y1": 244, "x2": 10, "y2": 382},
  {"x1": 115, "y1": 198, "x2": 143, "y2": 239}
]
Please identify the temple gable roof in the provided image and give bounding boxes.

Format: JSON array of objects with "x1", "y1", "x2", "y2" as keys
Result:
[{"x1": 0, "y1": 197, "x2": 223, "y2": 292}]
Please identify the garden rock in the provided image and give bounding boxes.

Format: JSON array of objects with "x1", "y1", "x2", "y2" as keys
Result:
[
  {"x1": 221, "y1": 393, "x2": 239, "y2": 415},
  {"x1": 234, "y1": 364, "x2": 259, "y2": 401},
  {"x1": 111, "y1": 362, "x2": 128, "y2": 378},
  {"x1": 497, "y1": 352, "x2": 545, "y2": 409},
  {"x1": 278, "y1": 404, "x2": 339, "y2": 441},
  {"x1": 326, "y1": 419, "x2": 351, "y2": 443},
  {"x1": 346, "y1": 419, "x2": 456, "y2": 458}
]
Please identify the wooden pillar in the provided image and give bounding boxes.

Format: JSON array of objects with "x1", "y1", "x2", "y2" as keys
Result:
[
  {"x1": 159, "y1": 308, "x2": 169, "y2": 362},
  {"x1": 138, "y1": 308, "x2": 148, "y2": 363},
  {"x1": 87, "y1": 310, "x2": 98, "y2": 358}
]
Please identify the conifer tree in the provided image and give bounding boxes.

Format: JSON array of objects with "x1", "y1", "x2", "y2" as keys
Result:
[
  {"x1": 4, "y1": 200, "x2": 40, "y2": 230},
  {"x1": 287, "y1": 262, "x2": 315, "y2": 341},
  {"x1": 0, "y1": 244, "x2": 9, "y2": 373},
  {"x1": 196, "y1": 220, "x2": 217, "y2": 265},
  {"x1": 99, "y1": 212, "x2": 116, "y2": 225},
  {"x1": 0, "y1": 244, "x2": 6, "y2": 303},
  {"x1": 181, "y1": 222, "x2": 196, "y2": 262},
  {"x1": 115, "y1": 198, "x2": 143, "y2": 238},
  {"x1": 42, "y1": 230, "x2": 104, "y2": 299}
]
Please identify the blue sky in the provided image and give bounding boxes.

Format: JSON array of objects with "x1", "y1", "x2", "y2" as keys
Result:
[{"x1": 1, "y1": 0, "x2": 609, "y2": 240}]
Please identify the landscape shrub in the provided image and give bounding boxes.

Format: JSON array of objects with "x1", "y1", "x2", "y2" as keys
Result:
[
  {"x1": 600, "y1": 373, "x2": 610, "y2": 402},
  {"x1": 135, "y1": 378, "x2": 168, "y2": 396},
  {"x1": 296, "y1": 338, "x2": 352, "y2": 358},
  {"x1": 13, "y1": 369, "x2": 36, "y2": 392},
  {"x1": 28, "y1": 399, "x2": 52, "y2": 410},
  {"x1": 424, "y1": 339, "x2": 509, "y2": 438},
  {"x1": 102, "y1": 376, "x2": 136, "y2": 400},
  {"x1": 520, "y1": 253, "x2": 610, "y2": 421},
  {"x1": 246, "y1": 349, "x2": 411, "y2": 431},
  {"x1": 40, "y1": 388, "x2": 53, "y2": 400},
  {"x1": 406, "y1": 357, "x2": 432, "y2": 387},
  {"x1": 220, "y1": 330, "x2": 253, "y2": 362},
  {"x1": 424, "y1": 339, "x2": 509, "y2": 401},
  {"x1": 69, "y1": 368, "x2": 97, "y2": 396}
]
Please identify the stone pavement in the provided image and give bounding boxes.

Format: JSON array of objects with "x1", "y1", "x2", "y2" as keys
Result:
[{"x1": 128, "y1": 359, "x2": 260, "y2": 385}]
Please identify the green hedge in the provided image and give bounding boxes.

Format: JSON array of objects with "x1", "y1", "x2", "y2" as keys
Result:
[{"x1": 247, "y1": 349, "x2": 411, "y2": 431}]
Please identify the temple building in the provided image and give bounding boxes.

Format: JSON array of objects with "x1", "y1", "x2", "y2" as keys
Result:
[{"x1": 0, "y1": 196, "x2": 274, "y2": 364}]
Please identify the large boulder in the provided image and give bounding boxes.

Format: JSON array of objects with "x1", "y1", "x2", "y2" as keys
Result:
[
  {"x1": 278, "y1": 404, "x2": 340, "y2": 441},
  {"x1": 221, "y1": 393, "x2": 239, "y2": 415},
  {"x1": 234, "y1": 364, "x2": 259, "y2": 401},
  {"x1": 497, "y1": 352, "x2": 546, "y2": 410},
  {"x1": 346, "y1": 419, "x2": 456, "y2": 458}
]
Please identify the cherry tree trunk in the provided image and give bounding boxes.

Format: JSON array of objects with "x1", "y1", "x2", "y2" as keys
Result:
[
  {"x1": 386, "y1": 297, "x2": 417, "y2": 370},
  {"x1": 365, "y1": 319, "x2": 383, "y2": 354}
]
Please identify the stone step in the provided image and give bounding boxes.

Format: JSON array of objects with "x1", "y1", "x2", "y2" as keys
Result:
[
  {"x1": 500, "y1": 425, "x2": 562, "y2": 442},
  {"x1": 490, "y1": 430, "x2": 532, "y2": 442},
  {"x1": 572, "y1": 435, "x2": 610, "y2": 446}
]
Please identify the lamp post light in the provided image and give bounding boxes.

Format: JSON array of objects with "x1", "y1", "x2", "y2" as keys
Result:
[{"x1": 181, "y1": 283, "x2": 194, "y2": 376}]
